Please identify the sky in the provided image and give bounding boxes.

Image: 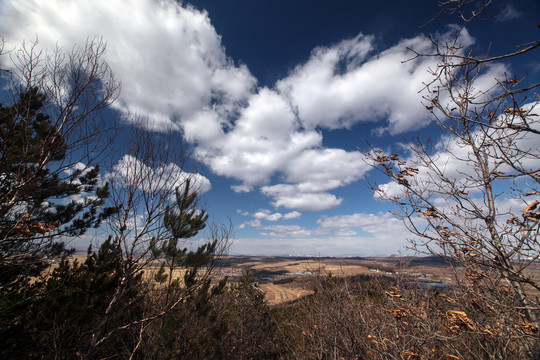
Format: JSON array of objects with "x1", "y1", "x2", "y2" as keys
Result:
[{"x1": 0, "y1": 0, "x2": 538, "y2": 256}]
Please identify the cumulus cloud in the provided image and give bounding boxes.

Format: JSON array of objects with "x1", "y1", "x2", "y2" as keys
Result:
[
  {"x1": 253, "y1": 148, "x2": 370, "y2": 211},
  {"x1": 317, "y1": 212, "x2": 406, "y2": 236},
  {"x1": 230, "y1": 230, "x2": 412, "y2": 256},
  {"x1": 239, "y1": 209, "x2": 302, "y2": 231},
  {"x1": 0, "y1": 0, "x2": 504, "y2": 216},
  {"x1": 284, "y1": 148, "x2": 370, "y2": 192},
  {"x1": 234, "y1": 211, "x2": 416, "y2": 256},
  {"x1": 375, "y1": 102, "x2": 540, "y2": 203},
  {"x1": 236, "y1": 210, "x2": 250, "y2": 216},
  {"x1": 108, "y1": 154, "x2": 211, "y2": 195},
  {"x1": 0, "y1": 0, "x2": 256, "y2": 131},
  {"x1": 260, "y1": 225, "x2": 312, "y2": 238},
  {"x1": 238, "y1": 219, "x2": 261, "y2": 230},
  {"x1": 283, "y1": 211, "x2": 302, "y2": 220},
  {"x1": 335, "y1": 229, "x2": 358, "y2": 236},
  {"x1": 253, "y1": 209, "x2": 283, "y2": 222},
  {"x1": 195, "y1": 88, "x2": 322, "y2": 187},
  {"x1": 261, "y1": 184, "x2": 343, "y2": 211},
  {"x1": 63, "y1": 162, "x2": 98, "y2": 186},
  {"x1": 63, "y1": 162, "x2": 90, "y2": 177},
  {"x1": 497, "y1": 4, "x2": 522, "y2": 22},
  {"x1": 371, "y1": 102, "x2": 540, "y2": 243},
  {"x1": 276, "y1": 34, "x2": 437, "y2": 134}
]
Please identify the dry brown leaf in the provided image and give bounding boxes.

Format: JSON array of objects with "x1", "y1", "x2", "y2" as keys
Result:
[
  {"x1": 403, "y1": 350, "x2": 423, "y2": 359},
  {"x1": 523, "y1": 212, "x2": 540, "y2": 222},
  {"x1": 422, "y1": 209, "x2": 439, "y2": 218},
  {"x1": 386, "y1": 290, "x2": 403, "y2": 298},
  {"x1": 520, "y1": 323, "x2": 538, "y2": 335},
  {"x1": 482, "y1": 328, "x2": 494, "y2": 336},
  {"x1": 464, "y1": 272, "x2": 485, "y2": 280},
  {"x1": 524, "y1": 200, "x2": 539, "y2": 213},
  {"x1": 447, "y1": 310, "x2": 475, "y2": 331}
]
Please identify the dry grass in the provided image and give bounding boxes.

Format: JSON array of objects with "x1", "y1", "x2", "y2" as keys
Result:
[
  {"x1": 219, "y1": 256, "x2": 452, "y2": 305},
  {"x1": 65, "y1": 253, "x2": 455, "y2": 305}
]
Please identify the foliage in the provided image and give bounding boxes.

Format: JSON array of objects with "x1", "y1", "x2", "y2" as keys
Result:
[
  {"x1": 216, "y1": 271, "x2": 280, "y2": 359},
  {"x1": 3, "y1": 2, "x2": 538, "y2": 358},
  {"x1": 0, "y1": 87, "x2": 115, "y2": 296},
  {"x1": 152, "y1": 178, "x2": 211, "y2": 305},
  {"x1": 273, "y1": 273, "x2": 538, "y2": 359},
  {"x1": 79, "y1": 168, "x2": 228, "y2": 359},
  {"x1": 1, "y1": 238, "x2": 145, "y2": 359},
  {"x1": 0, "y1": 38, "x2": 119, "y2": 358},
  {"x1": 143, "y1": 270, "x2": 279, "y2": 360},
  {"x1": 274, "y1": 274, "x2": 391, "y2": 360},
  {"x1": 359, "y1": 0, "x2": 540, "y2": 357}
]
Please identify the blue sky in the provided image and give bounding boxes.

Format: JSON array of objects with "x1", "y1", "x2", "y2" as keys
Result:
[{"x1": 0, "y1": 0, "x2": 538, "y2": 256}]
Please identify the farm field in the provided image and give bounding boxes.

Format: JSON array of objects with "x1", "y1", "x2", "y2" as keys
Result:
[
  {"x1": 67, "y1": 253, "x2": 455, "y2": 305},
  {"x1": 215, "y1": 255, "x2": 453, "y2": 305},
  {"x1": 68, "y1": 252, "x2": 540, "y2": 305}
]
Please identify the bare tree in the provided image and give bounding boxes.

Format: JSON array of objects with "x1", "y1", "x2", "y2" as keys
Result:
[
  {"x1": 0, "y1": 36, "x2": 126, "y2": 359},
  {"x1": 0, "y1": 37, "x2": 231, "y2": 358},
  {"x1": 360, "y1": 0, "x2": 539, "y2": 356},
  {"x1": 81, "y1": 126, "x2": 232, "y2": 359},
  {"x1": 0, "y1": 37, "x2": 120, "y2": 245},
  {"x1": 0, "y1": 36, "x2": 8, "y2": 73},
  {"x1": 0, "y1": 37, "x2": 120, "y2": 329},
  {"x1": 5, "y1": 36, "x2": 120, "y2": 166}
]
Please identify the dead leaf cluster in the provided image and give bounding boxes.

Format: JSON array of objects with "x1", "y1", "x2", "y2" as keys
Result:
[{"x1": 14, "y1": 213, "x2": 59, "y2": 236}]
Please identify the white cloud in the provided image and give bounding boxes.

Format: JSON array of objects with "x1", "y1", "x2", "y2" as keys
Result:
[
  {"x1": 196, "y1": 88, "x2": 322, "y2": 187},
  {"x1": 369, "y1": 102, "x2": 540, "y2": 248},
  {"x1": 317, "y1": 212, "x2": 406, "y2": 236},
  {"x1": 283, "y1": 211, "x2": 302, "y2": 220},
  {"x1": 284, "y1": 148, "x2": 370, "y2": 192},
  {"x1": 255, "y1": 148, "x2": 369, "y2": 212},
  {"x1": 276, "y1": 34, "x2": 437, "y2": 135},
  {"x1": 231, "y1": 184, "x2": 253, "y2": 193},
  {"x1": 1, "y1": 0, "x2": 513, "y2": 217},
  {"x1": 230, "y1": 233, "x2": 412, "y2": 257},
  {"x1": 63, "y1": 162, "x2": 89, "y2": 177},
  {"x1": 108, "y1": 154, "x2": 211, "y2": 196},
  {"x1": 253, "y1": 150, "x2": 367, "y2": 212},
  {"x1": 335, "y1": 229, "x2": 358, "y2": 236},
  {"x1": 0, "y1": 1, "x2": 439, "y2": 207},
  {"x1": 260, "y1": 225, "x2": 312, "y2": 238},
  {"x1": 239, "y1": 219, "x2": 261, "y2": 229},
  {"x1": 375, "y1": 101, "x2": 540, "y2": 205},
  {"x1": 261, "y1": 184, "x2": 343, "y2": 211},
  {"x1": 253, "y1": 209, "x2": 283, "y2": 222},
  {"x1": 497, "y1": 4, "x2": 522, "y2": 22},
  {"x1": 239, "y1": 209, "x2": 302, "y2": 230},
  {"x1": 0, "y1": 0, "x2": 255, "y2": 131}
]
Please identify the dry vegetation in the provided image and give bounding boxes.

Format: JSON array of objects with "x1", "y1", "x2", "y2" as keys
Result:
[
  {"x1": 67, "y1": 252, "x2": 454, "y2": 306},
  {"x1": 210, "y1": 255, "x2": 452, "y2": 305},
  {"x1": 2, "y1": 1, "x2": 538, "y2": 358}
]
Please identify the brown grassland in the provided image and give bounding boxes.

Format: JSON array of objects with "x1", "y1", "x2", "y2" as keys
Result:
[
  {"x1": 208, "y1": 255, "x2": 452, "y2": 305},
  {"x1": 69, "y1": 253, "x2": 453, "y2": 306}
]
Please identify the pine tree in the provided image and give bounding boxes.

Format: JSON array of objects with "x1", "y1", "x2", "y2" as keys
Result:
[
  {"x1": 141, "y1": 179, "x2": 234, "y2": 359},
  {"x1": 153, "y1": 178, "x2": 211, "y2": 305},
  {"x1": 0, "y1": 88, "x2": 117, "y2": 353},
  {"x1": 1, "y1": 37, "x2": 119, "y2": 310},
  {"x1": 0, "y1": 237, "x2": 145, "y2": 359}
]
